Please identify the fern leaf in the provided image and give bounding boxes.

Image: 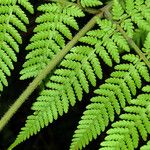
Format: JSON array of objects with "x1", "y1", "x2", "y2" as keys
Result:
[
  {"x1": 121, "y1": 19, "x2": 134, "y2": 38},
  {"x1": 112, "y1": 0, "x2": 124, "y2": 20},
  {"x1": 113, "y1": 0, "x2": 150, "y2": 38},
  {"x1": 80, "y1": 0, "x2": 102, "y2": 7},
  {"x1": 9, "y1": 1, "x2": 150, "y2": 149},
  {"x1": 70, "y1": 54, "x2": 150, "y2": 150},
  {"x1": 80, "y1": 19, "x2": 130, "y2": 65},
  {"x1": 142, "y1": 85, "x2": 150, "y2": 92},
  {"x1": 100, "y1": 85, "x2": 150, "y2": 150},
  {"x1": 125, "y1": 0, "x2": 134, "y2": 14},
  {"x1": 126, "y1": 0, "x2": 150, "y2": 31},
  {"x1": 140, "y1": 141, "x2": 150, "y2": 150},
  {"x1": 9, "y1": 43, "x2": 104, "y2": 149},
  {"x1": 0, "y1": 0, "x2": 33, "y2": 92},
  {"x1": 9, "y1": 1, "x2": 141, "y2": 146},
  {"x1": 21, "y1": 14, "x2": 132, "y2": 80},
  {"x1": 10, "y1": 11, "x2": 136, "y2": 147},
  {"x1": 123, "y1": 54, "x2": 150, "y2": 82},
  {"x1": 20, "y1": 1, "x2": 85, "y2": 80},
  {"x1": 142, "y1": 32, "x2": 150, "y2": 60}
]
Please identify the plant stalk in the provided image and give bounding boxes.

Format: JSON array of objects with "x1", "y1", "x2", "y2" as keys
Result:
[
  {"x1": 104, "y1": 9, "x2": 150, "y2": 69},
  {"x1": 117, "y1": 25, "x2": 150, "y2": 69}
]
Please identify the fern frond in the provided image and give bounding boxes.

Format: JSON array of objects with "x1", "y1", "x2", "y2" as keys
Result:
[
  {"x1": 9, "y1": 12, "x2": 134, "y2": 148},
  {"x1": 112, "y1": 0, "x2": 150, "y2": 38},
  {"x1": 100, "y1": 85, "x2": 150, "y2": 150},
  {"x1": 20, "y1": 1, "x2": 85, "y2": 80},
  {"x1": 0, "y1": 0, "x2": 33, "y2": 92},
  {"x1": 7, "y1": 1, "x2": 150, "y2": 149},
  {"x1": 80, "y1": 19, "x2": 130, "y2": 66},
  {"x1": 80, "y1": 0, "x2": 102, "y2": 8},
  {"x1": 142, "y1": 85, "x2": 150, "y2": 92},
  {"x1": 142, "y1": 32, "x2": 150, "y2": 60},
  {"x1": 70, "y1": 54, "x2": 150, "y2": 150},
  {"x1": 112, "y1": 0, "x2": 124, "y2": 20},
  {"x1": 9, "y1": 43, "x2": 104, "y2": 149},
  {"x1": 140, "y1": 141, "x2": 150, "y2": 150}
]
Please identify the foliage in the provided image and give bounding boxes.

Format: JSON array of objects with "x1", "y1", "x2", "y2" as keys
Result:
[
  {"x1": 0, "y1": 0, "x2": 33, "y2": 91},
  {"x1": 0, "y1": 0, "x2": 150, "y2": 150}
]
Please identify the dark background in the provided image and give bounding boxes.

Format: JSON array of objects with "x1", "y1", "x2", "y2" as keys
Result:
[{"x1": 0, "y1": 0, "x2": 149, "y2": 150}]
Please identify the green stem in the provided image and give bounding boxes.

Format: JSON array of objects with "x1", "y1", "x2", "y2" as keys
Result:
[
  {"x1": 104, "y1": 9, "x2": 150, "y2": 69},
  {"x1": 0, "y1": 12, "x2": 103, "y2": 131},
  {"x1": 117, "y1": 25, "x2": 150, "y2": 69}
]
